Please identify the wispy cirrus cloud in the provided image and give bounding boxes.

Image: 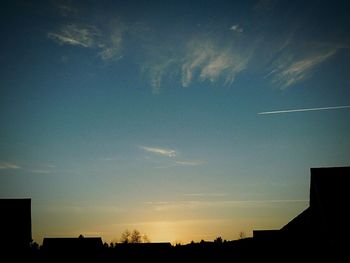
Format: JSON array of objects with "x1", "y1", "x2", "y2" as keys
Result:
[
  {"x1": 142, "y1": 28, "x2": 254, "y2": 92},
  {"x1": 0, "y1": 162, "x2": 21, "y2": 169},
  {"x1": 145, "y1": 199, "x2": 308, "y2": 211},
  {"x1": 29, "y1": 169, "x2": 52, "y2": 174},
  {"x1": 268, "y1": 47, "x2": 338, "y2": 89},
  {"x1": 181, "y1": 39, "x2": 251, "y2": 87},
  {"x1": 19, "y1": 163, "x2": 56, "y2": 174},
  {"x1": 153, "y1": 160, "x2": 204, "y2": 169},
  {"x1": 230, "y1": 24, "x2": 243, "y2": 33},
  {"x1": 48, "y1": 24, "x2": 99, "y2": 48},
  {"x1": 49, "y1": 4, "x2": 253, "y2": 92},
  {"x1": 146, "y1": 58, "x2": 177, "y2": 94},
  {"x1": 184, "y1": 193, "x2": 228, "y2": 197},
  {"x1": 0, "y1": 162, "x2": 56, "y2": 174},
  {"x1": 181, "y1": 41, "x2": 212, "y2": 87},
  {"x1": 175, "y1": 160, "x2": 204, "y2": 166},
  {"x1": 140, "y1": 146, "x2": 176, "y2": 158},
  {"x1": 48, "y1": 20, "x2": 126, "y2": 61},
  {"x1": 47, "y1": 2, "x2": 345, "y2": 93},
  {"x1": 139, "y1": 146, "x2": 204, "y2": 168},
  {"x1": 97, "y1": 156, "x2": 120, "y2": 161},
  {"x1": 54, "y1": 0, "x2": 77, "y2": 16},
  {"x1": 97, "y1": 20, "x2": 125, "y2": 61}
]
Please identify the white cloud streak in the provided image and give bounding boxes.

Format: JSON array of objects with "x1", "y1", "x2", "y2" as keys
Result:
[
  {"x1": 48, "y1": 21, "x2": 125, "y2": 61},
  {"x1": 181, "y1": 39, "x2": 250, "y2": 87},
  {"x1": 29, "y1": 170, "x2": 52, "y2": 174},
  {"x1": 97, "y1": 156, "x2": 120, "y2": 161},
  {"x1": 148, "y1": 59, "x2": 176, "y2": 94},
  {"x1": 184, "y1": 193, "x2": 228, "y2": 197},
  {"x1": 145, "y1": 199, "x2": 308, "y2": 211},
  {"x1": 175, "y1": 160, "x2": 204, "y2": 166},
  {"x1": 49, "y1": 11, "x2": 253, "y2": 91},
  {"x1": 269, "y1": 48, "x2": 338, "y2": 88},
  {"x1": 97, "y1": 22, "x2": 125, "y2": 61},
  {"x1": 230, "y1": 24, "x2": 243, "y2": 33},
  {"x1": 54, "y1": 0, "x2": 77, "y2": 15},
  {"x1": 48, "y1": 24, "x2": 99, "y2": 48},
  {"x1": 153, "y1": 160, "x2": 204, "y2": 169},
  {"x1": 0, "y1": 163, "x2": 21, "y2": 169},
  {"x1": 258, "y1": 105, "x2": 350, "y2": 115},
  {"x1": 140, "y1": 146, "x2": 176, "y2": 158}
]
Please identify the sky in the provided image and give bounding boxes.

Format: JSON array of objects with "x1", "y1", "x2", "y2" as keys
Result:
[{"x1": 1, "y1": 0, "x2": 350, "y2": 244}]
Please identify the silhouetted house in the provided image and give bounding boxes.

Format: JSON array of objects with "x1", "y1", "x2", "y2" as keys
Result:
[
  {"x1": 0, "y1": 198, "x2": 31, "y2": 252},
  {"x1": 254, "y1": 166, "x2": 350, "y2": 247},
  {"x1": 253, "y1": 230, "x2": 281, "y2": 242},
  {"x1": 280, "y1": 206, "x2": 312, "y2": 242},
  {"x1": 42, "y1": 236, "x2": 103, "y2": 258},
  {"x1": 282, "y1": 167, "x2": 350, "y2": 245}
]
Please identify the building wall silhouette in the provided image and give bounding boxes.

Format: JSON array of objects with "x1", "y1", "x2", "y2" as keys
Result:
[
  {"x1": 0, "y1": 198, "x2": 32, "y2": 251},
  {"x1": 42, "y1": 237, "x2": 103, "y2": 258},
  {"x1": 256, "y1": 167, "x2": 350, "y2": 246}
]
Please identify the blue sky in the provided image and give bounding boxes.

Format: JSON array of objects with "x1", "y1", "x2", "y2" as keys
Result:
[{"x1": 1, "y1": 0, "x2": 350, "y2": 243}]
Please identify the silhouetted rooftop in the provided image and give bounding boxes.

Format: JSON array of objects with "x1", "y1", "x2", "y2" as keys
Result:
[
  {"x1": 255, "y1": 166, "x2": 350, "y2": 245},
  {"x1": 0, "y1": 198, "x2": 31, "y2": 250},
  {"x1": 42, "y1": 237, "x2": 103, "y2": 256},
  {"x1": 252, "y1": 166, "x2": 350, "y2": 248}
]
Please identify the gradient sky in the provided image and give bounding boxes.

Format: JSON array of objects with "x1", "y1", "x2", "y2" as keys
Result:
[{"x1": 1, "y1": 0, "x2": 350, "y2": 244}]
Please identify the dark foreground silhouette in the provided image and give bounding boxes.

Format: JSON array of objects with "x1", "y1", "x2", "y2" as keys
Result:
[
  {"x1": 1, "y1": 166, "x2": 349, "y2": 262},
  {"x1": 1, "y1": 236, "x2": 347, "y2": 262}
]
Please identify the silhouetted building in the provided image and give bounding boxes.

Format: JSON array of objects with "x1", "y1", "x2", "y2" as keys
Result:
[
  {"x1": 253, "y1": 230, "x2": 281, "y2": 242},
  {"x1": 254, "y1": 166, "x2": 350, "y2": 247},
  {"x1": 280, "y1": 206, "x2": 312, "y2": 244},
  {"x1": 0, "y1": 198, "x2": 31, "y2": 252},
  {"x1": 42, "y1": 236, "x2": 103, "y2": 258},
  {"x1": 282, "y1": 166, "x2": 350, "y2": 245}
]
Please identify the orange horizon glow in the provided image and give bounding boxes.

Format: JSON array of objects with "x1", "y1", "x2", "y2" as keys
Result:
[{"x1": 32, "y1": 216, "x2": 298, "y2": 245}]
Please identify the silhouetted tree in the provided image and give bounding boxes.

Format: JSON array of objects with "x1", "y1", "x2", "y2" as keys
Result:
[
  {"x1": 120, "y1": 229, "x2": 149, "y2": 243},
  {"x1": 130, "y1": 230, "x2": 141, "y2": 243},
  {"x1": 142, "y1": 234, "x2": 150, "y2": 243},
  {"x1": 214, "y1": 237, "x2": 223, "y2": 243},
  {"x1": 30, "y1": 240, "x2": 39, "y2": 250},
  {"x1": 121, "y1": 229, "x2": 131, "y2": 243},
  {"x1": 239, "y1": 231, "x2": 246, "y2": 239}
]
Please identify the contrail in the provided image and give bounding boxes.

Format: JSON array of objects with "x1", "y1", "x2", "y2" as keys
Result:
[{"x1": 258, "y1": 105, "x2": 350, "y2": 115}]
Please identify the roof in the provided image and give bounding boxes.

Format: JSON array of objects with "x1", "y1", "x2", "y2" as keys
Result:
[
  {"x1": 280, "y1": 207, "x2": 312, "y2": 239},
  {"x1": 253, "y1": 166, "x2": 350, "y2": 245},
  {"x1": 42, "y1": 237, "x2": 103, "y2": 254},
  {"x1": 281, "y1": 166, "x2": 350, "y2": 242},
  {"x1": 309, "y1": 166, "x2": 350, "y2": 242},
  {"x1": 0, "y1": 198, "x2": 32, "y2": 248},
  {"x1": 253, "y1": 230, "x2": 281, "y2": 241}
]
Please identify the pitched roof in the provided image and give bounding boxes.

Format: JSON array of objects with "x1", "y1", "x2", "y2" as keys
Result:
[{"x1": 42, "y1": 237, "x2": 103, "y2": 253}]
